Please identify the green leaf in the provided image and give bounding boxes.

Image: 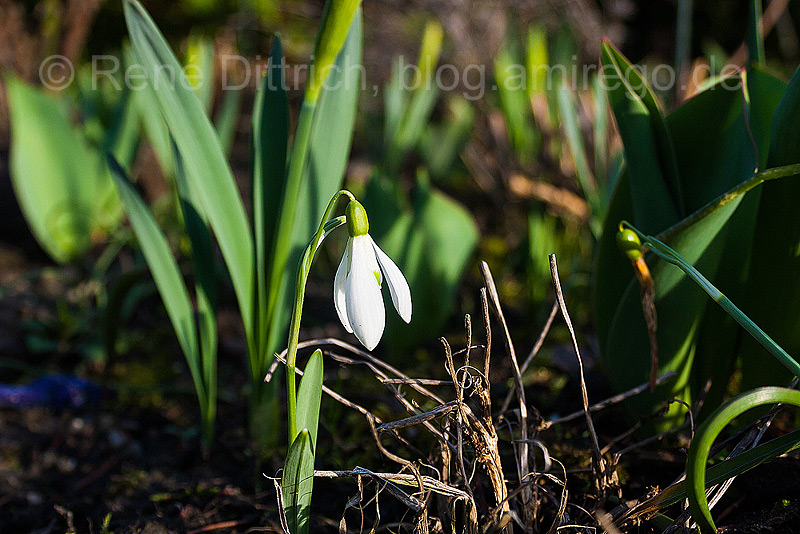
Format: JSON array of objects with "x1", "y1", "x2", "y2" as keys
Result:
[
  {"x1": 495, "y1": 30, "x2": 539, "y2": 164},
  {"x1": 125, "y1": 44, "x2": 173, "y2": 177},
  {"x1": 172, "y1": 139, "x2": 217, "y2": 432},
  {"x1": 6, "y1": 75, "x2": 115, "y2": 263},
  {"x1": 124, "y1": 0, "x2": 254, "y2": 342},
  {"x1": 108, "y1": 155, "x2": 203, "y2": 402},
  {"x1": 739, "y1": 63, "x2": 800, "y2": 389},
  {"x1": 747, "y1": 0, "x2": 765, "y2": 65},
  {"x1": 386, "y1": 20, "x2": 441, "y2": 172},
  {"x1": 745, "y1": 64, "x2": 787, "y2": 170},
  {"x1": 667, "y1": 74, "x2": 756, "y2": 213},
  {"x1": 557, "y1": 80, "x2": 599, "y2": 226},
  {"x1": 252, "y1": 35, "x2": 290, "y2": 375},
  {"x1": 419, "y1": 97, "x2": 475, "y2": 182},
  {"x1": 282, "y1": 429, "x2": 315, "y2": 534},
  {"x1": 295, "y1": 349, "x2": 323, "y2": 449},
  {"x1": 600, "y1": 40, "x2": 683, "y2": 230}
]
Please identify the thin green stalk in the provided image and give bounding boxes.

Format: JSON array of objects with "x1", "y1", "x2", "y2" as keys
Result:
[
  {"x1": 285, "y1": 191, "x2": 354, "y2": 443},
  {"x1": 622, "y1": 221, "x2": 800, "y2": 378},
  {"x1": 264, "y1": 100, "x2": 317, "y2": 380}
]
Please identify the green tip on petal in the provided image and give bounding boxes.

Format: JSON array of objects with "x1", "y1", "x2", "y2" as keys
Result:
[
  {"x1": 616, "y1": 227, "x2": 643, "y2": 262},
  {"x1": 346, "y1": 200, "x2": 369, "y2": 237}
]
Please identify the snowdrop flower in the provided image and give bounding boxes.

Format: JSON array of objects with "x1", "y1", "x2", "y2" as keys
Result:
[{"x1": 334, "y1": 200, "x2": 412, "y2": 350}]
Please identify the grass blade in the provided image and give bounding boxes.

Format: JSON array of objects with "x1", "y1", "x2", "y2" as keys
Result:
[
  {"x1": 107, "y1": 155, "x2": 204, "y2": 409},
  {"x1": 124, "y1": 0, "x2": 254, "y2": 341}
]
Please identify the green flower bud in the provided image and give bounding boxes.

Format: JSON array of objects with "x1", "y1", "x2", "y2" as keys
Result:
[
  {"x1": 346, "y1": 200, "x2": 369, "y2": 237},
  {"x1": 616, "y1": 228, "x2": 643, "y2": 262}
]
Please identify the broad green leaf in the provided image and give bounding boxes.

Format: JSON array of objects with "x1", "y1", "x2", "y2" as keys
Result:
[
  {"x1": 6, "y1": 76, "x2": 111, "y2": 263},
  {"x1": 295, "y1": 349, "x2": 323, "y2": 448},
  {"x1": 740, "y1": 64, "x2": 800, "y2": 389},
  {"x1": 108, "y1": 156, "x2": 203, "y2": 399},
  {"x1": 124, "y1": 0, "x2": 254, "y2": 341},
  {"x1": 667, "y1": 74, "x2": 756, "y2": 213},
  {"x1": 600, "y1": 40, "x2": 682, "y2": 230},
  {"x1": 282, "y1": 429, "x2": 315, "y2": 534},
  {"x1": 745, "y1": 64, "x2": 787, "y2": 170}
]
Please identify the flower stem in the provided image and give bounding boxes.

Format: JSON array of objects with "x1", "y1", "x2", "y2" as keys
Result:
[
  {"x1": 621, "y1": 221, "x2": 800, "y2": 378},
  {"x1": 286, "y1": 191, "x2": 354, "y2": 444}
]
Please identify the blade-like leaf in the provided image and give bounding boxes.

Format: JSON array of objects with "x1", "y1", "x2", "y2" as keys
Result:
[
  {"x1": 601, "y1": 40, "x2": 683, "y2": 230},
  {"x1": 124, "y1": 0, "x2": 254, "y2": 339},
  {"x1": 108, "y1": 155, "x2": 202, "y2": 396},
  {"x1": 295, "y1": 349, "x2": 323, "y2": 448},
  {"x1": 557, "y1": 80, "x2": 599, "y2": 224},
  {"x1": 281, "y1": 429, "x2": 315, "y2": 534},
  {"x1": 6, "y1": 76, "x2": 112, "y2": 263},
  {"x1": 253, "y1": 35, "x2": 290, "y2": 373},
  {"x1": 172, "y1": 139, "x2": 217, "y2": 418},
  {"x1": 185, "y1": 35, "x2": 215, "y2": 114},
  {"x1": 747, "y1": 0, "x2": 765, "y2": 65}
]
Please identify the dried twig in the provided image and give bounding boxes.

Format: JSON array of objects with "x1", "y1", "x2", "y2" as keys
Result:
[
  {"x1": 376, "y1": 401, "x2": 459, "y2": 432},
  {"x1": 549, "y1": 254, "x2": 613, "y2": 496},
  {"x1": 543, "y1": 371, "x2": 678, "y2": 428},
  {"x1": 480, "y1": 261, "x2": 535, "y2": 527},
  {"x1": 499, "y1": 300, "x2": 559, "y2": 416}
]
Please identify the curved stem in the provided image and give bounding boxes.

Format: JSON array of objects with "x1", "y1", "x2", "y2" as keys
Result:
[
  {"x1": 621, "y1": 221, "x2": 800, "y2": 378},
  {"x1": 686, "y1": 387, "x2": 800, "y2": 533},
  {"x1": 286, "y1": 191, "x2": 355, "y2": 443}
]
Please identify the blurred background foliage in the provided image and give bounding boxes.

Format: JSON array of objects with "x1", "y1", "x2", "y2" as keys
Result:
[{"x1": 2, "y1": 0, "x2": 800, "y2": 429}]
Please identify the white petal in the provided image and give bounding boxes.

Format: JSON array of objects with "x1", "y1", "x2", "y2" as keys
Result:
[
  {"x1": 334, "y1": 238, "x2": 353, "y2": 333},
  {"x1": 371, "y1": 236, "x2": 412, "y2": 324},
  {"x1": 345, "y1": 235, "x2": 385, "y2": 350}
]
